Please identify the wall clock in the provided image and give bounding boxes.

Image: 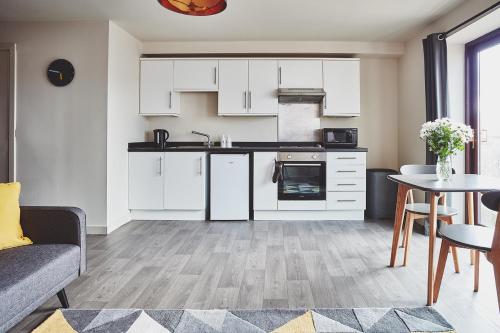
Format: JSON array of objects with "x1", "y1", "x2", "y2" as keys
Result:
[{"x1": 47, "y1": 59, "x2": 75, "y2": 87}]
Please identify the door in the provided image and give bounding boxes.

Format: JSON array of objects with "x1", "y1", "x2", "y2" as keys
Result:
[
  {"x1": 0, "y1": 50, "x2": 9, "y2": 182},
  {"x1": 140, "y1": 60, "x2": 180, "y2": 115},
  {"x1": 323, "y1": 60, "x2": 361, "y2": 116},
  {"x1": 465, "y1": 28, "x2": 500, "y2": 226},
  {"x1": 253, "y1": 152, "x2": 277, "y2": 210},
  {"x1": 210, "y1": 154, "x2": 249, "y2": 220},
  {"x1": 164, "y1": 152, "x2": 206, "y2": 210},
  {"x1": 248, "y1": 60, "x2": 278, "y2": 115},
  {"x1": 278, "y1": 60, "x2": 323, "y2": 88},
  {"x1": 218, "y1": 60, "x2": 249, "y2": 115},
  {"x1": 129, "y1": 152, "x2": 164, "y2": 210},
  {"x1": 174, "y1": 60, "x2": 218, "y2": 91}
]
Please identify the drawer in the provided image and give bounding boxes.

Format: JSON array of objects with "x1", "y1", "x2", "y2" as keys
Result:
[
  {"x1": 328, "y1": 164, "x2": 366, "y2": 178},
  {"x1": 327, "y1": 192, "x2": 366, "y2": 210},
  {"x1": 328, "y1": 178, "x2": 366, "y2": 192},
  {"x1": 327, "y1": 152, "x2": 366, "y2": 165}
]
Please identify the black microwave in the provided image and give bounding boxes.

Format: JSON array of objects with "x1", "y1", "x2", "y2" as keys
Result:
[{"x1": 322, "y1": 128, "x2": 358, "y2": 148}]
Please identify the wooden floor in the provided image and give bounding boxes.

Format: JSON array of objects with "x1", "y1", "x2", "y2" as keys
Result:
[{"x1": 13, "y1": 219, "x2": 500, "y2": 332}]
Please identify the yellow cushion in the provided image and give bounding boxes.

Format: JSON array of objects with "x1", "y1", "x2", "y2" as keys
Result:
[{"x1": 0, "y1": 182, "x2": 32, "y2": 250}]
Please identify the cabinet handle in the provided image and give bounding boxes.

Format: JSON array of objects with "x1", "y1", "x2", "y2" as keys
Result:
[
  {"x1": 337, "y1": 157, "x2": 356, "y2": 160},
  {"x1": 337, "y1": 170, "x2": 356, "y2": 173},
  {"x1": 324, "y1": 93, "x2": 327, "y2": 109},
  {"x1": 278, "y1": 67, "x2": 282, "y2": 84},
  {"x1": 249, "y1": 91, "x2": 252, "y2": 109},
  {"x1": 337, "y1": 183, "x2": 356, "y2": 186},
  {"x1": 214, "y1": 67, "x2": 217, "y2": 84},
  {"x1": 158, "y1": 157, "x2": 162, "y2": 175},
  {"x1": 199, "y1": 157, "x2": 203, "y2": 175},
  {"x1": 337, "y1": 199, "x2": 356, "y2": 202},
  {"x1": 244, "y1": 91, "x2": 247, "y2": 108},
  {"x1": 169, "y1": 91, "x2": 172, "y2": 109}
]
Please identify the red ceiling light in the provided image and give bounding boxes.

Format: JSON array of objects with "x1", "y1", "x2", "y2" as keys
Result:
[{"x1": 158, "y1": 0, "x2": 227, "y2": 16}]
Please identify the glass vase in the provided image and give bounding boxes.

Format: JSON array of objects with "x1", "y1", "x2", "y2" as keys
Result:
[{"x1": 436, "y1": 156, "x2": 452, "y2": 181}]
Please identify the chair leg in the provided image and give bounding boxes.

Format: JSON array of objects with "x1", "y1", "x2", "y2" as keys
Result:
[
  {"x1": 401, "y1": 212, "x2": 408, "y2": 248},
  {"x1": 403, "y1": 214, "x2": 414, "y2": 267},
  {"x1": 433, "y1": 239, "x2": 450, "y2": 303},
  {"x1": 492, "y1": 255, "x2": 500, "y2": 312},
  {"x1": 57, "y1": 289, "x2": 70, "y2": 308},
  {"x1": 474, "y1": 251, "x2": 480, "y2": 292},
  {"x1": 444, "y1": 216, "x2": 460, "y2": 274}
]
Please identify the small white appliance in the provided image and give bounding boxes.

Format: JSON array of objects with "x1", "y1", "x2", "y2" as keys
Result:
[{"x1": 210, "y1": 154, "x2": 249, "y2": 220}]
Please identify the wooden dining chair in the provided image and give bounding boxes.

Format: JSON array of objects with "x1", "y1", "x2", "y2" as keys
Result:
[
  {"x1": 434, "y1": 190, "x2": 500, "y2": 310},
  {"x1": 399, "y1": 165, "x2": 460, "y2": 272}
]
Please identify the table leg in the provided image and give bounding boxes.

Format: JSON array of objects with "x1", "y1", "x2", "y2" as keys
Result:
[
  {"x1": 427, "y1": 192, "x2": 439, "y2": 306},
  {"x1": 466, "y1": 192, "x2": 475, "y2": 265},
  {"x1": 390, "y1": 184, "x2": 410, "y2": 267}
]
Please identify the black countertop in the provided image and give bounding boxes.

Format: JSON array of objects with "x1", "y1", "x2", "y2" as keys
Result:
[{"x1": 128, "y1": 142, "x2": 368, "y2": 153}]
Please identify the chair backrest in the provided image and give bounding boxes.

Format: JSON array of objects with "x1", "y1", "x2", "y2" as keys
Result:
[
  {"x1": 482, "y1": 191, "x2": 500, "y2": 212},
  {"x1": 400, "y1": 164, "x2": 436, "y2": 175},
  {"x1": 482, "y1": 191, "x2": 500, "y2": 254}
]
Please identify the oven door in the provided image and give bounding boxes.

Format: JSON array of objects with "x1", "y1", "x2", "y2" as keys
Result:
[{"x1": 278, "y1": 162, "x2": 326, "y2": 200}]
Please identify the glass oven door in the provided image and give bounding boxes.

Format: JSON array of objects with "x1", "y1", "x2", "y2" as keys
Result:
[{"x1": 278, "y1": 162, "x2": 326, "y2": 200}]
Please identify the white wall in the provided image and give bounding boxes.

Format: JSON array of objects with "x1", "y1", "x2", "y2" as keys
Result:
[
  {"x1": 106, "y1": 22, "x2": 145, "y2": 233},
  {"x1": 0, "y1": 21, "x2": 109, "y2": 232}
]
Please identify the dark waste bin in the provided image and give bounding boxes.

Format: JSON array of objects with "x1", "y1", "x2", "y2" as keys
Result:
[{"x1": 366, "y1": 168, "x2": 399, "y2": 219}]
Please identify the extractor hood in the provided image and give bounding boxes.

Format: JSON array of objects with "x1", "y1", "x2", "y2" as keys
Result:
[{"x1": 278, "y1": 88, "x2": 326, "y2": 104}]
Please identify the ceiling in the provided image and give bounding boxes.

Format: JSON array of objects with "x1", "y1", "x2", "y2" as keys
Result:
[{"x1": 0, "y1": 0, "x2": 466, "y2": 42}]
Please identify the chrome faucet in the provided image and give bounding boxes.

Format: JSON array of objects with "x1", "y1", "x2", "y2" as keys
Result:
[{"x1": 192, "y1": 131, "x2": 212, "y2": 147}]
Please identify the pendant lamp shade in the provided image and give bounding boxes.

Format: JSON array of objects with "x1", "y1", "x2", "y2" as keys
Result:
[{"x1": 158, "y1": 0, "x2": 227, "y2": 16}]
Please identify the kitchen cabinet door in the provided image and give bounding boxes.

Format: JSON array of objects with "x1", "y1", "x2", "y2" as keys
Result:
[
  {"x1": 129, "y1": 152, "x2": 164, "y2": 210},
  {"x1": 164, "y1": 152, "x2": 206, "y2": 210},
  {"x1": 140, "y1": 60, "x2": 180, "y2": 115},
  {"x1": 253, "y1": 152, "x2": 277, "y2": 210},
  {"x1": 174, "y1": 60, "x2": 218, "y2": 91},
  {"x1": 248, "y1": 60, "x2": 278, "y2": 115},
  {"x1": 218, "y1": 60, "x2": 249, "y2": 115},
  {"x1": 278, "y1": 60, "x2": 323, "y2": 89},
  {"x1": 323, "y1": 59, "x2": 360, "y2": 117}
]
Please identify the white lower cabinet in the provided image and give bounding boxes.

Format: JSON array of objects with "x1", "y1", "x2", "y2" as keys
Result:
[
  {"x1": 164, "y1": 152, "x2": 206, "y2": 210},
  {"x1": 129, "y1": 152, "x2": 206, "y2": 211},
  {"x1": 253, "y1": 152, "x2": 277, "y2": 210},
  {"x1": 129, "y1": 152, "x2": 164, "y2": 210},
  {"x1": 327, "y1": 152, "x2": 366, "y2": 211}
]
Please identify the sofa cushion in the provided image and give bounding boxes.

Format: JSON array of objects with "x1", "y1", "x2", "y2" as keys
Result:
[
  {"x1": 0, "y1": 244, "x2": 80, "y2": 329},
  {"x1": 0, "y1": 182, "x2": 32, "y2": 250}
]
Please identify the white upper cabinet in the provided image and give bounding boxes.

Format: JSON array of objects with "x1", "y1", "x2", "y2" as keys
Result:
[
  {"x1": 164, "y1": 152, "x2": 206, "y2": 210},
  {"x1": 218, "y1": 60, "x2": 249, "y2": 115},
  {"x1": 218, "y1": 60, "x2": 278, "y2": 116},
  {"x1": 278, "y1": 60, "x2": 323, "y2": 88},
  {"x1": 322, "y1": 59, "x2": 361, "y2": 117},
  {"x1": 253, "y1": 152, "x2": 278, "y2": 210},
  {"x1": 174, "y1": 60, "x2": 218, "y2": 91},
  {"x1": 129, "y1": 152, "x2": 164, "y2": 210},
  {"x1": 248, "y1": 60, "x2": 278, "y2": 115},
  {"x1": 140, "y1": 60, "x2": 180, "y2": 116}
]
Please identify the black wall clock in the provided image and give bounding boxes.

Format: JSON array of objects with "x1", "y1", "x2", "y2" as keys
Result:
[{"x1": 47, "y1": 59, "x2": 75, "y2": 87}]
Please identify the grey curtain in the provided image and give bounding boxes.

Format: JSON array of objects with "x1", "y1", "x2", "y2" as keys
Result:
[{"x1": 422, "y1": 33, "x2": 449, "y2": 165}]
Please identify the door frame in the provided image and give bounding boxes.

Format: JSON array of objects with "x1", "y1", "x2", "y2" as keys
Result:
[
  {"x1": 464, "y1": 27, "x2": 500, "y2": 223},
  {"x1": 0, "y1": 43, "x2": 16, "y2": 181}
]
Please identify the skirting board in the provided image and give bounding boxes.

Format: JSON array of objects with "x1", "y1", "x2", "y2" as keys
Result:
[
  {"x1": 86, "y1": 225, "x2": 107, "y2": 235},
  {"x1": 131, "y1": 210, "x2": 206, "y2": 221},
  {"x1": 253, "y1": 210, "x2": 364, "y2": 221}
]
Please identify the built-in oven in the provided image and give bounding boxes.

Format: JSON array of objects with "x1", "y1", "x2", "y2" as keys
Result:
[{"x1": 275, "y1": 152, "x2": 326, "y2": 201}]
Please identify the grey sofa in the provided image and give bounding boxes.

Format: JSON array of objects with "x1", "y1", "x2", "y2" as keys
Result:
[{"x1": 0, "y1": 207, "x2": 86, "y2": 332}]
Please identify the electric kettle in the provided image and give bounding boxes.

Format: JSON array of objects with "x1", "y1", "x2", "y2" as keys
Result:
[{"x1": 153, "y1": 129, "x2": 170, "y2": 148}]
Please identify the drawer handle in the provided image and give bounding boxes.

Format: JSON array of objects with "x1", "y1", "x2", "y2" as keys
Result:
[
  {"x1": 337, "y1": 183, "x2": 356, "y2": 186},
  {"x1": 337, "y1": 157, "x2": 357, "y2": 160},
  {"x1": 337, "y1": 199, "x2": 356, "y2": 202},
  {"x1": 337, "y1": 170, "x2": 356, "y2": 173}
]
